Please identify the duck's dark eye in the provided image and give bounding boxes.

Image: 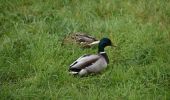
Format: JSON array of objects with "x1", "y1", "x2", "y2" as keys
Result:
[{"x1": 103, "y1": 42, "x2": 107, "y2": 46}]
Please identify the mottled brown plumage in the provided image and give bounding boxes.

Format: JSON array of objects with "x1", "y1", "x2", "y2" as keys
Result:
[{"x1": 62, "y1": 32, "x2": 99, "y2": 48}]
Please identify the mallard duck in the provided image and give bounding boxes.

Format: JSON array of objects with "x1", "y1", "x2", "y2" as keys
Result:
[
  {"x1": 62, "y1": 32, "x2": 99, "y2": 48},
  {"x1": 73, "y1": 33, "x2": 97, "y2": 43},
  {"x1": 69, "y1": 38, "x2": 112, "y2": 76}
]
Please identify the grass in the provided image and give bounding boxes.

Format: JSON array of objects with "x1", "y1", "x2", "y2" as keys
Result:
[{"x1": 0, "y1": 0, "x2": 170, "y2": 99}]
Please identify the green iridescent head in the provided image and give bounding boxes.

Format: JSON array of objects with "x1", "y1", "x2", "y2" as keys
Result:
[{"x1": 98, "y1": 38, "x2": 112, "y2": 53}]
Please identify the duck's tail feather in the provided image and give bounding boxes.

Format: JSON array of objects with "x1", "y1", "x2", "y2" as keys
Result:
[
  {"x1": 69, "y1": 68, "x2": 88, "y2": 76},
  {"x1": 69, "y1": 68, "x2": 81, "y2": 72},
  {"x1": 69, "y1": 71, "x2": 79, "y2": 75},
  {"x1": 69, "y1": 68, "x2": 81, "y2": 75}
]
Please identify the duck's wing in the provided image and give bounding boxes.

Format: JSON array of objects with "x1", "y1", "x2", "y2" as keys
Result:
[
  {"x1": 69, "y1": 54, "x2": 100, "y2": 71},
  {"x1": 75, "y1": 33, "x2": 97, "y2": 43}
]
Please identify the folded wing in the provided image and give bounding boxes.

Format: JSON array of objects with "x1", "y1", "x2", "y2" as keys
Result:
[{"x1": 69, "y1": 54, "x2": 100, "y2": 71}]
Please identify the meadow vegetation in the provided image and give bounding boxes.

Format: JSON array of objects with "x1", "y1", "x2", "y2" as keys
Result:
[{"x1": 0, "y1": 0, "x2": 170, "y2": 99}]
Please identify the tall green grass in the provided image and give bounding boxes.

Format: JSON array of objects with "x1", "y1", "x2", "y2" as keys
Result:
[{"x1": 0, "y1": 0, "x2": 170, "y2": 99}]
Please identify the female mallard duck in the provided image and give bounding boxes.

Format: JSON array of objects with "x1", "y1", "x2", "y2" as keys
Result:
[
  {"x1": 62, "y1": 32, "x2": 99, "y2": 48},
  {"x1": 69, "y1": 38, "x2": 112, "y2": 76}
]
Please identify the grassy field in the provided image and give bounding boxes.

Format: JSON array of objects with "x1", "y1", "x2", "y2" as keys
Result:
[{"x1": 0, "y1": 0, "x2": 170, "y2": 99}]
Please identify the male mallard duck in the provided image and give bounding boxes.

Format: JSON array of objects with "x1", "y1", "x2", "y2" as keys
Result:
[
  {"x1": 69, "y1": 38, "x2": 112, "y2": 76},
  {"x1": 62, "y1": 32, "x2": 99, "y2": 48}
]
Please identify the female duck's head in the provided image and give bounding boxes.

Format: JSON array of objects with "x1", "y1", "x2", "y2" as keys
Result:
[{"x1": 98, "y1": 38, "x2": 112, "y2": 53}]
